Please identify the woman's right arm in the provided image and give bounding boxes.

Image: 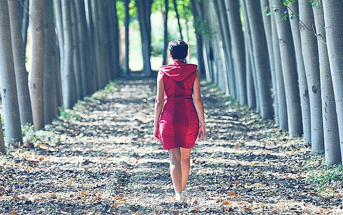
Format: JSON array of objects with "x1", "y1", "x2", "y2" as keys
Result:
[{"x1": 193, "y1": 70, "x2": 206, "y2": 141}]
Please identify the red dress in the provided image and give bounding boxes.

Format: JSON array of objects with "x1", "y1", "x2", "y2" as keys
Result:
[{"x1": 159, "y1": 61, "x2": 199, "y2": 150}]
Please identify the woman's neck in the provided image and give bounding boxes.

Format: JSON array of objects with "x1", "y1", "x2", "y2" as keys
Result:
[{"x1": 173, "y1": 59, "x2": 186, "y2": 62}]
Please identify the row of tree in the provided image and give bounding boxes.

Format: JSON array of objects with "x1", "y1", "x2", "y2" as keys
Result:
[
  {"x1": 191, "y1": 0, "x2": 343, "y2": 164},
  {"x1": 0, "y1": 0, "x2": 123, "y2": 154}
]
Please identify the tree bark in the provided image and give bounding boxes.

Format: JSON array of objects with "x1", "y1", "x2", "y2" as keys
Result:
[
  {"x1": 214, "y1": 0, "x2": 234, "y2": 96},
  {"x1": 0, "y1": 0, "x2": 23, "y2": 144},
  {"x1": 244, "y1": 0, "x2": 273, "y2": 119},
  {"x1": 43, "y1": 0, "x2": 58, "y2": 124},
  {"x1": 224, "y1": 0, "x2": 246, "y2": 105},
  {"x1": 271, "y1": 0, "x2": 302, "y2": 137},
  {"x1": 112, "y1": 0, "x2": 121, "y2": 78},
  {"x1": 123, "y1": 0, "x2": 130, "y2": 76},
  {"x1": 54, "y1": 0, "x2": 64, "y2": 77},
  {"x1": 8, "y1": 0, "x2": 33, "y2": 126},
  {"x1": 322, "y1": 0, "x2": 343, "y2": 163},
  {"x1": 299, "y1": 0, "x2": 324, "y2": 153},
  {"x1": 71, "y1": 0, "x2": 83, "y2": 99},
  {"x1": 271, "y1": 12, "x2": 288, "y2": 131},
  {"x1": 74, "y1": 0, "x2": 90, "y2": 95},
  {"x1": 61, "y1": 0, "x2": 77, "y2": 109},
  {"x1": 162, "y1": 0, "x2": 169, "y2": 65},
  {"x1": 0, "y1": 114, "x2": 6, "y2": 154},
  {"x1": 312, "y1": 1, "x2": 340, "y2": 164},
  {"x1": 288, "y1": 2, "x2": 311, "y2": 143},
  {"x1": 173, "y1": 0, "x2": 183, "y2": 41},
  {"x1": 21, "y1": 0, "x2": 29, "y2": 47},
  {"x1": 136, "y1": 0, "x2": 153, "y2": 76},
  {"x1": 29, "y1": 0, "x2": 45, "y2": 129}
]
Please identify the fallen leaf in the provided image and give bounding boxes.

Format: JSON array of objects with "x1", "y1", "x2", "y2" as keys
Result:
[
  {"x1": 228, "y1": 190, "x2": 236, "y2": 196},
  {"x1": 223, "y1": 200, "x2": 231, "y2": 205},
  {"x1": 194, "y1": 199, "x2": 198, "y2": 204}
]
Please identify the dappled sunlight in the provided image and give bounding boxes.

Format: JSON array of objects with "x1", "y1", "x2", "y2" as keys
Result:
[{"x1": 0, "y1": 79, "x2": 342, "y2": 214}]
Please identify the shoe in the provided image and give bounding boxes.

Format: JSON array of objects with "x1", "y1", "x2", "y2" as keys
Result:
[{"x1": 175, "y1": 192, "x2": 182, "y2": 202}]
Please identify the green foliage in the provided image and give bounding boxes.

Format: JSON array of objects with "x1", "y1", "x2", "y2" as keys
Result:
[
  {"x1": 194, "y1": 17, "x2": 213, "y2": 38},
  {"x1": 93, "y1": 81, "x2": 117, "y2": 98},
  {"x1": 307, "y1": 165, "x2": 343, "y2": 192},
  {"x1": 22, "y1": 125, "x2": 60, "y2": 146},
  {"x1": 58, "y1": 106, "x2": 81, "y2": 121}
]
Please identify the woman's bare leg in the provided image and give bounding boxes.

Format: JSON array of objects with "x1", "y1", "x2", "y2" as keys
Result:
[
  {"x1": 180, "y1": 147, "x2": 192, "y2": 191},
  {"x1": 168, "y1": 148, "x2": 182, "y2": 193}
]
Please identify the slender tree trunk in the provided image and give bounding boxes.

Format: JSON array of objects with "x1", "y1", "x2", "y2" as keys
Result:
[
  {"x1": 85, "y1": 0, "x2": 97, "y2": 93},
  {"x1": 8, "y1": 0, "x2": 33, "y2": 126},
  {"x1": 271, "y1": 0, "x2": 302, "y2": 137},
  {"x1": 44, "y1": 0, "x2": 58, "y2": 125},
  {"x1": 74, "y1": 0, "x2": 90, "y2": 95},
  {"x1": 136, "y1": 0, "x2": 153, "y2": 76},
  {"x1": 271, "y1": 13, "x2": 288, "y2": 130},
  {"x1": 29, "y1": 0, "x2": 45, "y2": 129},
  {"x1": 61, "y1": 0, "x2": 77, "y2": 109},
  {"x1": 162, "y1": 0, "x2": 169, "y2": 65},
  {"x1": 71, "y1": 0, "x2": 83, "y2": 99},
  {"x1": 173, "y1": 0, "x2": 183, "y2": 40},
  {"x1": 54, "y1": 0, "x2": 64, "y2": 78},
  {"x1": 288, "y1": 2, "x2": 311, "y2": 143},
  {"x1": 241, "y1": 0, "x2": 260, "y2": 112},
  {"x1": 260, "y1": 0, "x2": 277, "y2": 118},
  {"x1": 191, "y1": 0, "x2": 205, "y2": 75},
  {"x1": 312, "y1": 1, "x2": 340, "y2": 164},
  {"x1": 299, "y1": 0, "x2": 324, "y2": 153},
  {"x1": 123, "y1": 0, "x2": 130, "y2": 76},
  {"x1": 244, "y1": 0, "x2": 273, "y2": 119},
  {"x1": 21, "y1": 0, "x2": 29, "y2": 47},
  {"x1": 111, "y1": 0, "x2": 121, "y2": 78},
  {"x1": 322, "y1": 0, "x2": 343, "y2": 163},
  {"x1": 211, "y1": 0, "x2": 230, "y2": 95},
  {"x1": 0, "y1": 115, "x2": 5, "y2": 154},
  {"x1": 0, "y1": 0, "x2": 23, "y2": 145},
  {"x1": 224, "y1": 0, "x2": 246, "y2": 105},
  {"x1": 245, "y1": 38, "x2": 256, "y2": 110}
]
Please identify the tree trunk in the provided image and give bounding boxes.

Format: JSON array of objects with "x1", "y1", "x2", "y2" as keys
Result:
[
  {"x1": 271, "y1": 12, "x2": 288, "y2": 131},
  {"x1": 322, "y1": 0, "x2": 343, "y2": 163},
  {"x1": 191, "y1": 0, "x2": 205, "y2": 75},
  {"x1": 111, "y1": 0, "x2": 121, "y2": 78},
  {"x1": 71, "y1": 0, "x2": 83, "y2": 99},
  {"x1": 260, "y1": 0, "x2": 277, "y2": 117},
  {"x1": 74, "y1": 0, "x2": 90, "y2": 95},
  {"x1": 123, "y1": 0, "x2": 130, "y2": 76},
  {"x1": 288, "y1": 2, "x2": 311, "y2": 143},
  {"x1": 245, "y1": 37, "x2": 256, "y2": 110},
  {"x1": 173, "y1": 0, "x2": 183, "y2": 40},
  {"x1": 299, "y1": 0, "x2": 324, "y2": 153},
  {"x1": 271, "y1": 0, "x2": 302, "y2": 137},
  {"x1": 0, "y1": 0, "x2": 23, "y2": 145},
  {"x1": 8, "y1": 0, "x2": 33, "y2": 126},
  {"x1": 0, "y1": 114, "x2": 6, "y2": 154},
  {"x1": 21, "y1": 0, "x2": 29, "y2": 47},
  {"x1": 43, "y1": 0, "x2": 58, "y2": 125},
  {"x1": 61, "y1": 0, "x2": 77, "y2": 109},
  {"x1": 244, "y1": 0, "x2": 273, "y2": 119},
  {"x1": 98, "y1": 0, "x2": 111, "y2": 83},
  {"x1": 85, "y1": 0, "x2": 97, "y2": 93},
  {"x1": 29, "y1": 0, "x2": 45, "y2": 129},
  {"x1": 214, "y1": 0, "x2": 234, "y2": 96},
  {"x1": 54, "y1": 0, "x2": 64, "y2": 77},
  {"x1": 312, "y1": 1, "x2": 340, "y2": 164},
  {"x1": 136, "y1": 0, "x2": 153, "y2": 76},
  {"x1": 224, "y1": 0, "x2": 246, "y2": 105},
  {"x1": 211, "y1": 0, "x2": 230, "y2": 95},
  {"x1": 162, "y1": 0, "x2": 169, "y2": 65}
]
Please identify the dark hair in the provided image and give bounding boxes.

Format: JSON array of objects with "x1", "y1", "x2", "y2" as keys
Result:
[{"x1": 168, "y1": 40, "x2": 188, "y2": 60}]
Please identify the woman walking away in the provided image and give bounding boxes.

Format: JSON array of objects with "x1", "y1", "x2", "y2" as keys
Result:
[{"x1": 154, "y1": 40, "x2": 206, "y2": 202}]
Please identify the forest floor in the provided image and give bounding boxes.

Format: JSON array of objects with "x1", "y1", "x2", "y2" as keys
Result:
[{"x1": 0, "y1": 78, "x2": 343, "y2": 214}]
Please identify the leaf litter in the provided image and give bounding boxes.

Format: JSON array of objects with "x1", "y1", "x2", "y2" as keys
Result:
[{"x1": 0, "y1": 79, "x2": 342, "y2": 214}]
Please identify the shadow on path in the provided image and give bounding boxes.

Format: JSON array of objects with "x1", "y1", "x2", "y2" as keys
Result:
[{"x1": 0, "y1": 79, "x2": 341, "y2": 214}]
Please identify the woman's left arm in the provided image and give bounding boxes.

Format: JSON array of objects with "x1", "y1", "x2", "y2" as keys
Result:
[{"x1": 154, "y1": 71, "x2": 165, "y2": 140}]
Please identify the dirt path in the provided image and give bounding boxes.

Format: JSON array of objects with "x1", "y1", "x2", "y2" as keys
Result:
[{"x1": 0, "y1": 79, "x2": 341, "y2": 214}]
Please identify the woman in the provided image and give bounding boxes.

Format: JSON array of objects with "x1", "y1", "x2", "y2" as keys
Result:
[{"x1": 154, "y1": 40, "x2": 206, "y2": 202}]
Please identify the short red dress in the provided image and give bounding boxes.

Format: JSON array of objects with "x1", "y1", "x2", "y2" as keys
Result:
[{"x1": 158, "y1": 61, "x2": 199, "y2": 150}]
